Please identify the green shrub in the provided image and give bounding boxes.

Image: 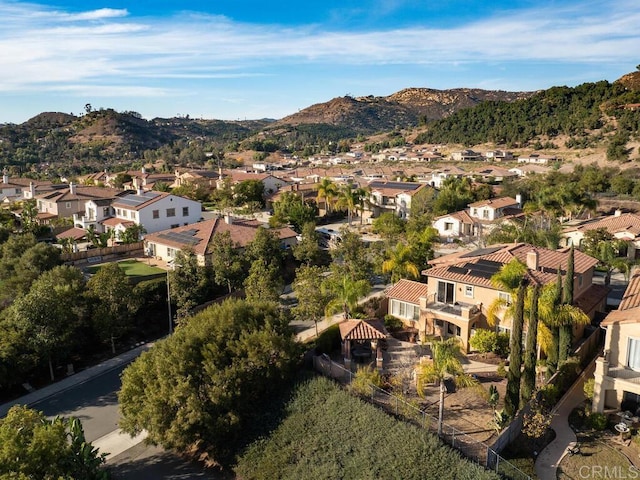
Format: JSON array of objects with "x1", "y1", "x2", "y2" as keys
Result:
[
  {"x1": 350, "y1": 366, "x2": 383, "y2": 396},
  {"x1": 384, "y1": 314, "x2": 404, "y2": 332},
  {"x1": 583, "y1": 378, "x2": 595, "y2": 402},
  {"x1": 496, "y1": 362, "x2": 507, "y2": 378},
  {"x1": 539, "y1": 384, "x2": 560, "y2": 409},
  {"x1": 470, "y1": 329, "x2": 497, "y2": 353},
  {"x1": 314, "y1": 324, "x2": 341, "y2": 354},
  {"x1": 587, "y1": 412, "x2": 608, "y2": 431},
  {"x1": 495, "y1": 333, "x2": 510, "y2": 357}
]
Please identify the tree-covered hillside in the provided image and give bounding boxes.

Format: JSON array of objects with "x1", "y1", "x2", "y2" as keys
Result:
[{"x1": 415, "y1": 81, "x2": 640, "y2": 149}]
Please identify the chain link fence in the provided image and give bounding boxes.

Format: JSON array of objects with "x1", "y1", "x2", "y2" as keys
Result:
[{"x1": 314, "y1": 354, "x2": 531, "y2": 480}]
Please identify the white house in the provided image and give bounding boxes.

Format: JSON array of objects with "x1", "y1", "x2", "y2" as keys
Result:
[
  {"x1": 517, "y1": 153, "x2": 557, "y2": 164},
  {"x1": 468, "y1": 197, "x2": 521, "y2": 222},
  {"x1": 433, "y1": 210, "x2": 476, "y2": 239},
  {"x1": 110, "y1": 190, "x2": 202, "y2": 235}
]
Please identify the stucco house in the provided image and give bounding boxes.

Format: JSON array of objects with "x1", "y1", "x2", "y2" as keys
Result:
[
  {"x1": 432, "y1": 210, "x2": 476, "y2": 239},
  {"x1": 35, "y1": 183, "x2": 124, "y2": 220},
  {"x1": 367, "y1": 180, "x2": 429, "y2": 220},
  {"x1": 109, "y1": 190, "x2": 202, "y2": 235},
  {"x1": 561, "y1": 211, "x2": 640, "y2": 259},
  {"x1": 593, "y1": 271, "x2": 640, "y2": 414},
  {"x1": 409, "y1": 243, "x2": 607, "y2": 352},
  {"x1": 144, "y1": 216, "x2": 298, "y2": 265},
  {"x1": 517, "y1": 153, "x2": 557, "y2": 164}
]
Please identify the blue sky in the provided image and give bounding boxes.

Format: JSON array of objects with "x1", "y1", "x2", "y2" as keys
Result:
[{"x1": 1, "y1": 0, "x2": 638, "y2": 124}]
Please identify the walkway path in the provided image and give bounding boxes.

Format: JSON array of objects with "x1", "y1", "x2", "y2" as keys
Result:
[{"x1": 535, "y1": 360, "x2": 596, "y2": 480}]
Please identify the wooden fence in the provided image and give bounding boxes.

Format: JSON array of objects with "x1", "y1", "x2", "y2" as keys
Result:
[{"x1": 61, "y1": 242, "x2": 144, "y2": 265}]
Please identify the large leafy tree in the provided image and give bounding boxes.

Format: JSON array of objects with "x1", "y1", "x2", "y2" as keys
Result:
[
  {"x1": 416, "y1": 338, "x2": 478, "y2": 436},
  {"x1": 234, "y1": 179, "x2": 265, "y2": 207},
  {"x1": 244, "y1": 259, "x2": 283, "y2": 303},
  {"x1": 1, "y1": 241, "x2": 61, "y2": 299},
  {"x1": 0, "y1": 406, "x2": 108, "y2": 480},
  {"x1": 246, "y1": 226, "x2": 284, "y2": 272},
  {"x1": 292, "y1": 222, "x2": 322, "y2": 265},
  {"x1": 269, "y1": 191, "x2": 317, "y2": 232},
  {"x1": 168, "y1": 250, "x2": 212, "y2": 321},
  {"x1": 209, "y1": 231, "x2": 245, "y2": 293},
  {"x1": 4, "y1": 265, "x2": 86, "y2": 381},
  {"x1": 292, "y1": 264, "x2": 331, "y2": 337},
  {"x1": 330, "y1": 229, "x2": 373, "y2": 282},
  {"x1": 371, "y1": 212, "x2": 406, "y2": 245},
  {"x1": 119, "y1": 299, "x2": 300, "y2": 466},
  {"x1": 86, "y1": 262, "x2": 138, "y2": 353}
]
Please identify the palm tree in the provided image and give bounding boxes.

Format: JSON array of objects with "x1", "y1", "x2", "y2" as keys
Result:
[
  {"x1": 323, "y1": 274, "x2": 371, "y2": 319},
  {"x1": 416, "y1": 338, "x2": 479, "y2": 436},
  {"x1": 315, "y1": 178, "x2": 337, "y2": 216},
  {"x1": 334, "y1": 184, "x2": 363, "y2": 226},
  {"x1": 382, "y1": 242, "x2": 420, "y2": 283},
  {"x1": 487, "y1": 259, "x2": 527, "y2": 327}
]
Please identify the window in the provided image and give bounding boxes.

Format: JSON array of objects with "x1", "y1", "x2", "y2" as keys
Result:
[
  {"x1": 166, "y1": 208, "x2": 176, "y2": 217},
  {"x1": 578, "y1": 274, "x2": 583, "y2": 287},
  {"x1": 464, "y1": 285, "x2": 474, "y2": 298},
  {"x1": 103, "y1": 207, "x2": 110, "y2": 217},
  {"x1": 390, "y1": 299, "x2": 419, "y2": 321},
  {"x1": 182, "y1": 206, "x2": 189, "y2": 217},
  {"x1": 498, "y1": 292, "x2": 511, "y2": 305},
  {"x1": 116, "y1": 208, "x2": 121, "y2": 216},
  {"x1": 167, "y1": 247, "x2": 177, "y2": 259},
  {"x1": 444, "y1": 222, "x2": 453, "y2": 231},
  {"x1": 65, "y1": 202, "x2": 71, "y2": 209},
  {"x1": 482, "y1": 209, "x2": 489, "y2": 219},
  {"x1": 472, "y1": 208, "x2": 478, "y2": 216},
  {"x1": 152, "y1": 209, "x2": 159, "y2": 219},
  {"x1": 437, "y1": 281, "x2": 455, "y2": 304},
  {"x1": 628, "y1": 338, "x2": 640, "y2": 371}
]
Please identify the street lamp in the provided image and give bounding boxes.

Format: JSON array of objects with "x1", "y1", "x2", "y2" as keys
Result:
[{"x1": 166, "y1": 261, "x2": 182, "y2": 335}]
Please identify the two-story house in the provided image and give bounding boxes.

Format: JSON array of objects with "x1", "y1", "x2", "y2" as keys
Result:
[
  {"x1": 561, "y1": 211, "x2": 640, "y2": 258},
  {"x1": 432, "y1": 196, "x2": 523, "y2": 240},
  {"x1": 35, "y1": 183, "x2": 124, "y2": 221},
  {"x1": 397, "y1": 243, "x2": 607, "y2": 352},
  {"x1": 367, "y1": 180, "x2": 429, "y2": 220},
  {"x1": 593, "y1": 271, "x2": 640, "y2": 414},
  {"x1": 107, "y1": 190, "x2": 202, "y2": 238}
]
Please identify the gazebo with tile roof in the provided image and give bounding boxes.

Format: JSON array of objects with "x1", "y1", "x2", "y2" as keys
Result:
[{"x1": 339, "y1": 319, "x2": 388, "y2": 369}]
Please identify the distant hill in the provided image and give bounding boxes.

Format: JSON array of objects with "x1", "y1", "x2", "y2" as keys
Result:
[{"x1": 277, "y1": 87, "x2": 533, "y2": 134}]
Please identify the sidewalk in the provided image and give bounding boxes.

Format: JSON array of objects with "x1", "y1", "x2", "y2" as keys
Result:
[
  {"x1": 0, "y1": 342, "x2": 153, "y2": 418},
  {"x1": 535, "y1": 360, "x2": 596, "y2": 480}
]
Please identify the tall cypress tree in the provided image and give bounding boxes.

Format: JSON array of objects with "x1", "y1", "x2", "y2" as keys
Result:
[
  {"x1": 545, "y1": 268, "x2": 563, "y2": 379},
  {"x1": 506, "y1": 278, "x2": 527, "y2": 417},
  {"x1": 521, "y1": 283, "x2": 540, "y2": 408},
  {"x1": 559, "y1": 246, "x2": 575, "y2": 363}
]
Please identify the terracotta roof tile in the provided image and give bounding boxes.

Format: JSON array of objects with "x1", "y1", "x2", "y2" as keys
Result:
[
  {"x1": 468, "y1": 197, "x2": 519, "y2": 209},
  {"x1": 385, "y1": 279, "x2": 428, "y2": 304},
  {"x1": 339, "y1": 319, "x2": 387, "y2": 340},
  {"x1": 564, "y1": 213, "x2": 640, "y2": 238}
]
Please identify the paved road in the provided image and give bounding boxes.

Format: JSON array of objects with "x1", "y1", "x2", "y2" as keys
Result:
[
  {"x1": 28, "y1": 351, "x2": 215, "y2": 479},
  {"x1": 35, "y1": 364, "x2": 123, "y2": 442}
]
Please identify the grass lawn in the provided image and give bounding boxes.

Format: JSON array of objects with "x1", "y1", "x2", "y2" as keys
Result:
[
  {"x1": 557, "y1": 433, "x2": 633, "y2": 480},
  {"x1": 87, "y1": 259, "x2": 165, "y2": 279}
]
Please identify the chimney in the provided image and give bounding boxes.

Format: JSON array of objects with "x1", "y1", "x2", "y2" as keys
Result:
[
  {"x1": 615, "y1": 209, "x2": 622, "y2": 217},
  {"x1": 141, "y1": 166, "x2": 146, "y2": 174},
  {"x1": 526, "y1": 250, "x2": 539, "y2": 271},
  {"x1": 224, "y1": 214, "x2": 233, "y2": 225},
  {"x1": 137, "y1": 187, "x2": 144, "y2": 196},
  {"x1": 29, "y1": 182, "x2": 35, "y2": 198},
  {"x1": 2, "y1": 170, "x2": 8, "y2": 184},
  {"x1": 69, "y1": 182, "x2": 76, "y2": 195},
  {"x1": 515, "y1": 194, "x2": 522, "y2": 208}
]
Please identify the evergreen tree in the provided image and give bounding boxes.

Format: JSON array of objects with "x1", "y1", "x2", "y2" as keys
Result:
[
  {"x1": 559, "y1": 246, "x2": 574, "y2": 363},
  {"x1": 521, "y1": 283, "x2": 540, "y2": 407},
  {"x1": 505, "y1": 278, "x2": 527, "y2": 417}
]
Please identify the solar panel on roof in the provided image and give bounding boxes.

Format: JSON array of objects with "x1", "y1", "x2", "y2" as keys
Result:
[
  {"x1": 157, "y1": 229, "x2": 200, "y2": 246},
  {"x1": 459, "y1": 246, "x2": 503, "y2": 258},
  {"x1": 447, "y1": 266, "x2": 469, "y2": 275}
]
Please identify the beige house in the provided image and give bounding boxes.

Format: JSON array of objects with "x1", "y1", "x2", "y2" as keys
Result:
[
  {"x1": 35, "y1": 183, "x2": 124, "y2": 220},
  {"x1": 405, "y1": 243, "x2": 607, "y2": 352},
  {"x1": 144, "y1": 216, "x2": 298, "y2": 265},
  {"x1": 593, "y1": 271, "x2": 640, "y2": 414},
  {"x1": 561, "y1": 211, "x2": 640, "y2": 259}
]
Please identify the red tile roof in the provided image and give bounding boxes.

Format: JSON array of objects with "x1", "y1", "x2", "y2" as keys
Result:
[
  {"x1": 468, "y1": 197, "x2": 519, "y2": 209},
  {"x1": 602, "y1": 271, "x2": 640, "y2": 325},
  {"x1": 55, "y1": 227, "x2": 88, "y2": 240},
  {"x1": 339, "y1": 319, "x2": 387, "y2": 340},
  {"x1": 424, "y1": 243, "x2": 598, "y2": 289},
  {"x1": 385, "y1": 279, "x2": 428, "y2": 304},
  {"x1": 564, "y1": 213, "x2": 640, "y2": 239}
]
